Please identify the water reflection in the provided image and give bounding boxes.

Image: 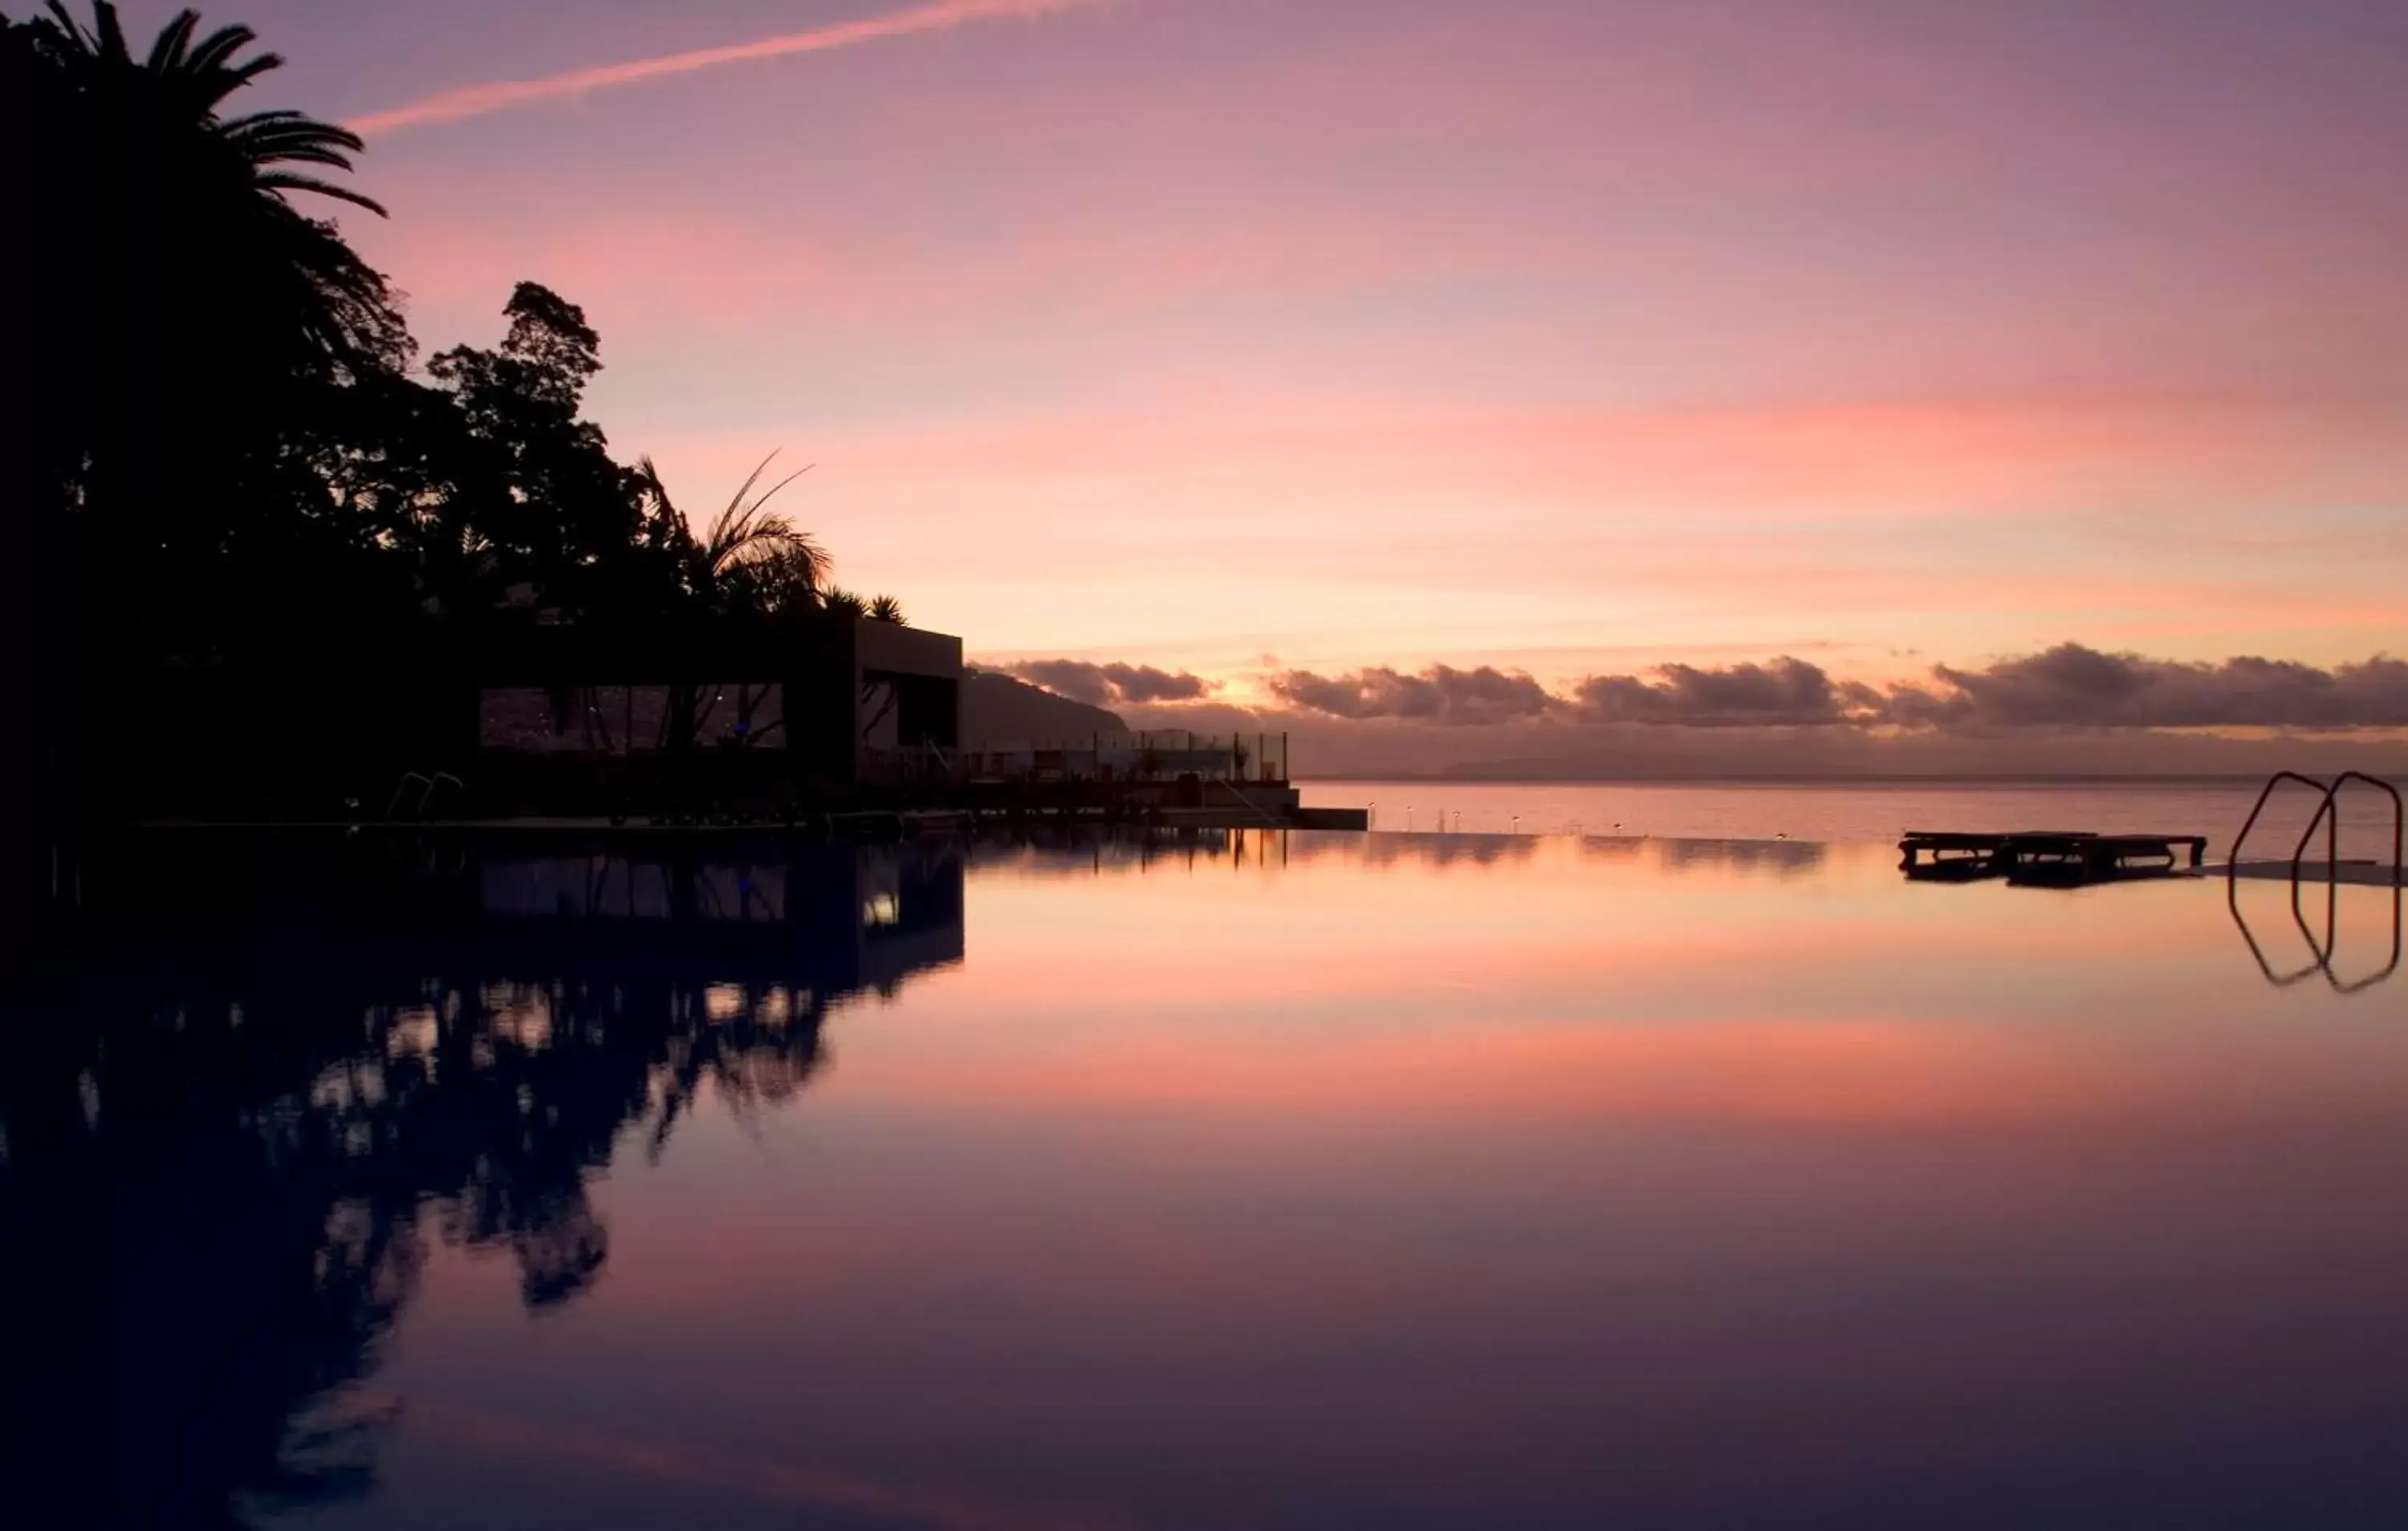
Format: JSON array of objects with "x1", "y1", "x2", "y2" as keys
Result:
[
  {"x1": 1641, "y1": 835, "x2": 1828, "y2": 877},
  {"x1": 0, "y1": 839, "x2": 963, "y2": 1527},
  {"x1": 967, "y1": 825, "x2": 1829, "y2": 878},
  {"x1": 2227, "y1": 873, "x2": 2404, "y2": 994},
  {"x1": 5, "y1": 830, "x2": 2404, "y2": 1530}
]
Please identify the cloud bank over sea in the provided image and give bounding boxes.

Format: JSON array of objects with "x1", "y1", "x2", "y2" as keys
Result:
[{"x1": 988, "y1": 643, "x2": 2408, "y2": 778}]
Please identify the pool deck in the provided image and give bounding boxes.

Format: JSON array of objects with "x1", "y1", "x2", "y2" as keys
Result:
[
  {"x1": 1900, "y1": 826, "x2": 2402, "y2": 888},
  {"x1": 2215, "y1": 859, "x2": 2406, "y2": 887},
  {"x1": 1902, "y1": 829, "x2": 2209, "y2": 883}
]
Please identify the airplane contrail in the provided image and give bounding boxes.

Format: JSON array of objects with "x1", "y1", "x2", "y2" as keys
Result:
[{"x1": 348, "y1": 0, "x2": 1106, "y2": 136}]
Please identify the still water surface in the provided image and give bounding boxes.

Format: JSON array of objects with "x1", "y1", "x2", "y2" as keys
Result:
[
  {"x1": 1304, "y1": 777, "x2": 2401, "y2": 859},
  {"x1": 2, "y1": 831, "x2": 2403, "y2": 1529}
]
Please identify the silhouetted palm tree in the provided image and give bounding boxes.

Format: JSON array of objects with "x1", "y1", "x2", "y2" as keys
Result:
[
  {"x1": 27, "y1": 1, "x2": 417, "y2": 717},
  {"x1": 820, "y1": 587, "x2": 868, "y2": 620},
  {"x1": 635, "y1": 451, "x2": 828, "y2": 618},
  {"x1": 867, "y1": 594, "x2": 908, "y2": 625},
  {"x1": 44, "y1": 2, "x2": 388, "y2": 212},
  {"x1": 636, "y1": 452, "x2": 830, "y2": 749},
  {"x1": 35, "y1": 2, "x2": 405, "y2": 373}
]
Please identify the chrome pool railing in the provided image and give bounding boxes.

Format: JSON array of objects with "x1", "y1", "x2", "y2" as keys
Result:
[
  {"x1": 2290, "y1": 772, "x2": 2405, "y2": 888},
  {"x1": 2228, "y1": 770, "x2": 2402, "y2": 887},
  {"x1": 2225, "y1": 770, "x2": 2403, "y2": 993}
]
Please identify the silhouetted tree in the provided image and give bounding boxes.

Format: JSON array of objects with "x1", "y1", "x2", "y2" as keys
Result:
[
  {"x1": 14, "y1": 2, "x2": 432, "y2": 823},
  {"x1": 424, "y1": 282, "x2": 671, "y2": 625},
  {"x1": 639, "y1": 449, "x2": 829, "y2": 622},
  {"x1": 27, "y1": 2, "x2": 409, "y2": 550},
  {"x1": 10, "y1": 3, "x2": 924, "y2": 821},
  {"x1": 631, "y1": 452, "x2": 834, "y2": 749},
  {"x1": 821, "y1": 586, "x2": 870, "y2": 620}
]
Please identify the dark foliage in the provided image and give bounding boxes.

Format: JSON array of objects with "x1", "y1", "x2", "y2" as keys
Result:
[{"x1": 11, "y1": 4, "x2": 895, "y2": 821}]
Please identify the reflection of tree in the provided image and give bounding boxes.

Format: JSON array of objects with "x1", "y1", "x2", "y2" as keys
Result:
[
  {"x1": 1653, "y1": 836, "x2": 1827, "y2": 877},
  {"x1": 0, "y1": 843, "x2": 961, "y2": 1526},
  {"x1": 967, "y1": 825, "x2": 1552, "y2": 877},
  {"x1": 963, "y1": 824, "x2": 1845, "y2": 893},
  {"x1": 0, "y1": 996, "x2": 430, "y2": 1526}
]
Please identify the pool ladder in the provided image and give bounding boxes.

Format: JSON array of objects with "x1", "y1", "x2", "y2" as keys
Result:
[
  {"x1": 384, "y1": 770, "x2": 465, "y2": 822},
  {"x1": 2226, "y1": 772, "x2": 2402, "y2": 993}
]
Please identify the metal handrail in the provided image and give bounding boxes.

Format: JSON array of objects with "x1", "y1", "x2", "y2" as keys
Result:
[
  {"x1": 2280, "y1": 872, "x2": 2405, "y2": 995},
  {"x1": 2291, "y1": 874, "x2": 2403, "y2": 996},
  {"x1": 2227, "y1": 770, "x2": 2404, "y2": 993},
  {"x1": 2228, "y1": 852, "x2": 2403, "y2": 994},
  {"x1": 384, "y1": 771, "x2": 432, "y2": 821},
  {"x1": 2333, "y1": 885, "x2": 2405, "y2": 994},
  {"x1": 2227, "y1": 771, "x2": 2329, "y2": 878},
  {"x1": 2293, "y1": 773, "x2": 2402, "y2": 993},
  {"x1": 2226, "y1": 873, "x2": 2332, "y2": 988},
  {"x1": 383, "y1": 770, "x2": 466, "y2": 822},
  {"x1": 2288, "y1": 771, "x2": 2404, "y2": 887}
]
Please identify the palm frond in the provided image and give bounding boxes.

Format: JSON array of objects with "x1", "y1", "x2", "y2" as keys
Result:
[
  {"x1": 184, "y1": 22, "x2": 265, "y2": 79},
  {"x1": 143, "y1": 9, "x2": 199, "y2": 71},
  {"x1": 702, "y1": 460, "x2": 775, "y2": 555},
  {"x1": 39, "y1": 2, "x2": 83, "y2": 50},
  {"x1": 248, "y1": 144, "x2": 366, "y2": 172},
  {"x1": 698, "y1": 453, "x2": 815, "y2": 575},
  {"x1": 635, "y1": 456, "x2": 676, "y2": 518},
  {"x1": 753, "y1": 539, "x2": 831, "y2": 603},
  {"x1": 710, "y1": 450, "x2": 783, "y2": 536},
  {"x1": 223, "y1": 111, "x2": 366, "y2": 152},
  {"x1": 214, "y1": 51, "x2": 283, "y2": 95},
  {"x1": 219, "y1": 108, "x2": 307, "y2": 132},
  {"x1": 255, "y1": 173, "x2": 388, "y2": 217},
  {"x1": 44, "y1": 0, "x2": 120, "y2": 60},
  {"x1": 821, "y1": 587, "x2": 867, "y2": 619},
  {"x1": 91, "y1": 0, "x2": 126, "y2": 61},
  {"x1": 228, "y1": 126, "x2": 368, "y2": 162}
]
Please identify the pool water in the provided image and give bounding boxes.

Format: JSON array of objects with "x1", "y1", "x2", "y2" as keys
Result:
[
  {"x1": 3, "y1": 832, "x2": 2403, "y2": 1529},
  {"x1": 1302, "y1": 777, "x2": 2406, "y2": 859}
]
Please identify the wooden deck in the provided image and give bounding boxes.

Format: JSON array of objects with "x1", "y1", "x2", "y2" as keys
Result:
[{"x1": 1901, "y1": 830, "x2": 2207, "y2": 884}]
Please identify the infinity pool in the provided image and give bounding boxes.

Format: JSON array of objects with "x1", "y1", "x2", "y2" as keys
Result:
[{"x1": 3, "y1": 833, "x2": 2402, "y2": 1529}]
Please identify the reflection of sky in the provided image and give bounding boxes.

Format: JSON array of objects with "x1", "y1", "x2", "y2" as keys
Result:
[
  {"x1": 158, "y1": 0, "x2": 2408, "y2": 679},
  {"x1": 339, "y1": 837, "x2": 2408, "y2": 1529},
  {"x1": 1308, "y1": 778, "x2": 2408, "y2": 860}
]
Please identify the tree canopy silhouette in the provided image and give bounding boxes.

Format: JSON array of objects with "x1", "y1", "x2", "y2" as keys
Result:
[
  {"x1": 10, "y1": 3, "x2": 913, "y2": 819},
  {"x1": 22, "y1": 0, "x2": 414, "y2": 695}
]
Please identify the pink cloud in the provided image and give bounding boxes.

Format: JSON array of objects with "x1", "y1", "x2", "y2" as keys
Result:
[
  {"x1": 323, "y1": 0, "x2": 2408, "y2": 682},
  {"x1": 349, "y1": 0, "x2": 1110, "y2": 136},
  {"x1": 614, "y1": 388, "x2": 2403, "y2": 671},
  {"x1": 358, "y1": 190, "x2": 1602, "y2": 351}
]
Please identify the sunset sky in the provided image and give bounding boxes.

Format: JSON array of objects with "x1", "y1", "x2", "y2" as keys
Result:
[{"x1": 153, "y1": 0, "x2": 2408, "y2": 699}]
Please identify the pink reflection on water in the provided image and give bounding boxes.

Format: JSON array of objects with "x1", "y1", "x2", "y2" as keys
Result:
[{"x1": 276, "y1": 835, "x2": 2408, "y2": 1527}]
